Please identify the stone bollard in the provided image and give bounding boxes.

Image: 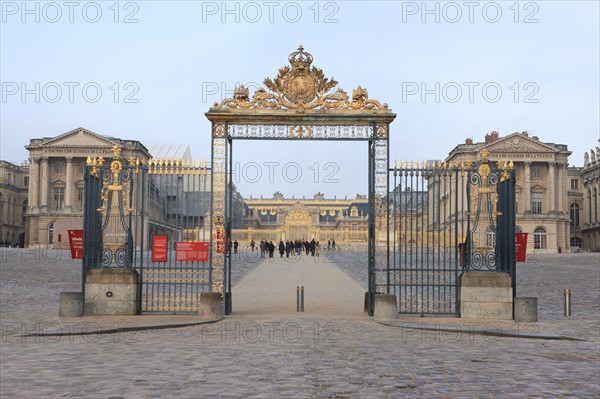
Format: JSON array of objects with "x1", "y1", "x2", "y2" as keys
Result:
[
  {"x1": 199, "y1": 292, "x2": 223, "y2": 318},
  {"x1": 514, "y1": 297, "x2": 538, "y2": 322},
  {"x1": 374, "y1": 294, "x2": 398, "y2": 320},
  {"x1": 59, "y1": 292, "x2": 84, "y2": 317}
]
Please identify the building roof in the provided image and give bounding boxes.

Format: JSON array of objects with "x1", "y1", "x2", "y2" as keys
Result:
[{"x1": 148, "y1": 144, "x2": 192, "y2": 160}]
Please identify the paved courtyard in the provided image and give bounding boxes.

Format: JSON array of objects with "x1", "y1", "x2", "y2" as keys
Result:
[{"x1": 1, "y1": 248, "x2": 599, "y2": 398}]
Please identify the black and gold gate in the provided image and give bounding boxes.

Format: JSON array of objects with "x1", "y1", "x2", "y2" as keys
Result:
[
  {"x1": 207, "y1": 46, "x2": 395, "y2": 316},
  {"x1": 83, "y1": 148, "x2": 214, "y2": 314},
  {"x1": 388, "y1": 149, "x2": 515, "y2": 315}
]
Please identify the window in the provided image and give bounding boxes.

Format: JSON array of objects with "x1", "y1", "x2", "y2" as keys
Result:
[
  {"x1": 570, "y1": 237, "x2": 582, "y2": 248},
  {"x1": 22, "y1": 200, "x2": 27, "y2": 223},
  {"x1": 531, "y1": 192, "x2": 543, "y2": 214},
  {"x1": 531, "y1": 165, "x2": 541, "y2": 179},
  {"x1": 48, "y1": 222, "x2": 54, "y2": 245},
  {"x1": 79, "y1": 161, "x2": 86, "y2": 175},
  {"x1": 515, "y1": 192, "x2": 519, "y2": 213},
  {"x1": 589, "y1": 190, "x2": 593, "y2": 224},
  {"x1": 24, "y1": 176, "x2": 29, "y2": 187},
  {"x1": 570, "y1": 179, "x2": 579, "y2": 190},
  {"x1": 54, "y1": 188, "x2": 65, "y2": 210},
  {"x1": 570, "y1": 203, "x2": 580, "y2": 227},
  {"x1": 77, "y1": 188, "x2": 84, "y2": 210},
  {"x1": 534, "y1": 227, "x2": 547, "y2": 249},
  {"x1": 595, "y1": 188, "x2": 599, "y2": 223},
  {"x1": 54, "y1": 161, "x2": 64, "y2": 175}
]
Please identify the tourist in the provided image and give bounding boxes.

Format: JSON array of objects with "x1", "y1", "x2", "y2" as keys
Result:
[
  {"x1": 268, "y1": 241, "x2": 275, "y2": 258},
  {"x1": 332, "y1": 239, "x2": 336, "y2": 251},
  {"x1": 310, "y1": 238, "x2": 316, "y2": 256},
  {"x1": 233, "y1": 240, "x2": 238, "y2": 254},
  {"x1": 279, "y1": 240, "x2": 285, "y2": 257},
  {"x1": 250, "y1": 240, "x2": 255, "y2": 252}
]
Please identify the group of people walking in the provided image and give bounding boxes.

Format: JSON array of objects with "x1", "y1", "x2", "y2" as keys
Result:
[{"x1": 250, "y1": 238, "x2": 332, "y2": 259}]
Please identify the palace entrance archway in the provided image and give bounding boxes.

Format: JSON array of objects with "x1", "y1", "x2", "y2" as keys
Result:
[{"x1": 206, "y1": 46, "x2": 396, "y2": 316}]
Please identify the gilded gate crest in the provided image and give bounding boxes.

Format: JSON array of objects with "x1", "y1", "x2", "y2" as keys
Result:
[{"x1": 216, "y1": 46, "x2": 388, "y2": 111}]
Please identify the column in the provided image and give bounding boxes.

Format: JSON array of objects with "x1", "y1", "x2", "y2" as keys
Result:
[
  {"x1": 28, "y1": 158, "x2": 39, "y2": 209},
  {"x1": 524, "y1": 161, "x2": 531, "y2": 213},
  {"x1": 40, "y1": 157, "x2": 49, "y2": 209},
  {"x1": 556, "y1": 163, "x2": 564, "y2": 213},
  {"x1": 65, "y1": 157, "x2": 73, "y2": 211},
  {"x1": 548, "y1": 161, "x2": 555, "y2": 212}
]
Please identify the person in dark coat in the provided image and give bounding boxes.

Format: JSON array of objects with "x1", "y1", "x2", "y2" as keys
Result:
[
  {"x1": 268, "y1": 241, "x2": 275, "y2": 258},
  {"x1": 278, "y1": 240, "x2": 285, "y2": 257},
  {"x1": 285, "y1": 240, "x2": 291, "y2": 258},
  {"x1": 310, "y1": 239, "x2": 316, "y2": 256},
  {"x1": 304, "y1": 240, "x2": 310, "y2": 255}
]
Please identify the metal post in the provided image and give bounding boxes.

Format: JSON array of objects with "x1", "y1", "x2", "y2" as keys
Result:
[
  {"x1": 564, "y1": 289, "x2": 571, "y2": 316},
  {"x1": 300, "y1": 286, "x2": 304, "y2": 312},
  {"x1": 296, "y1": 286, "x2": 300, "y2": 312}
]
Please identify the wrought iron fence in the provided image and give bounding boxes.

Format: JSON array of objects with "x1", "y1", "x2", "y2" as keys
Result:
[{"x1": 387, "y1": 152, "x2": 515, "y2": 315}]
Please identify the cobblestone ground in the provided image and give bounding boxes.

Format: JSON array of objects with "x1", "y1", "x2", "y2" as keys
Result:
[{"x1": 1, "y1": 248, "x2": 599, "y2": 398}]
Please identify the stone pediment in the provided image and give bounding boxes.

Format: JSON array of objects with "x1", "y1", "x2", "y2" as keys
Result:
[
  {"x1": 42, "y1": 127, "x2": 118, "y2": 148},
  {"x1": 483, "y1": 133, "x2": 558, "y2": 154}
]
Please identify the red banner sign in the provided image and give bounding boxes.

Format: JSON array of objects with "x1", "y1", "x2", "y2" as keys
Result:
[
  {"x1": 152, "y1": 235, "x2": 168, "y2": 262},
  {"x1": 515, "y1": 232, "x2": 528, "y2": 263},
  {"x1": 176, "y1": 242, "x2": 209, "y2": 262},
  {"x1": 68, "y1": 230, "x2": 84, "y2": 259}
]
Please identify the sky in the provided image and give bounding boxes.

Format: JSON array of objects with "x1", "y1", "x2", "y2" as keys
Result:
[{"x1": 1, "y1": 0, "x2": 599, "y2": 198}]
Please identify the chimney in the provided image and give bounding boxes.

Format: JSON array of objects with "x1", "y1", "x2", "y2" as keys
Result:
[
  {"x1": 484, "y1": 131, "x2": 499, "y2": 144},
  {"x1": 465, "y1": 138, "x2": 473, "y2": 145}
]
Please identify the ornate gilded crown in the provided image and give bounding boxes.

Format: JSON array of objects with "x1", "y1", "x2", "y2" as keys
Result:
[{"x1": 288, "y1": 45, "x2": 313, "y2": 69}]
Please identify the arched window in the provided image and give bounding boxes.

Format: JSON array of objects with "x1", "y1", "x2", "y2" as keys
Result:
[
  {"x1": 570, "y1": 203, "x2": 580, "y2": 227},
  {"x1": 516, "y1": 226, "x2": 523, "y2": 233},
  {"x1": 534, "y1": 227, "x2": 547, "y2": 249}
]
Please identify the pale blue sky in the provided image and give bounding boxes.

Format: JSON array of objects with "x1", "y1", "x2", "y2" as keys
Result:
[{"x1": 1, "y1": 0, "x2": 599, "y2": 197}]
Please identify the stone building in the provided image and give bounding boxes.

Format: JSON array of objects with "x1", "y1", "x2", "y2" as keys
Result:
[
  {"x1": 24, "y1": 127, "x2": 151, "y2": 248},
  {"x1": 0, "y1": 160, "x2": 29, "y2": 246},
  {"x1": 581, "y1": 142, "x2": 600, "y2": 251},
  {"x1": 567, "y1": 166, "x2": 584, "y2": 250},
  {"x1": 446, "y1": 131, "x2": 572, "y2": 254},
  {"x1": 237, "y1": 192, "x2": 370, "y2": 245}
]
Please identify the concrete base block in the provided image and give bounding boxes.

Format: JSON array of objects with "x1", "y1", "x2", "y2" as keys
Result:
[
  {"x1": 59, "y1": 292, "x2": 83, "y2": 317},
  {"x1": 199, "y1": 292, "x2": 223, "y2": 318},
  {"x1": 374, "y1": 294, "x2": 398, "y2": 320},
  {"x1": 84, "y1": 268, "x2": 138, "y2": 316},
  {"x1": 459, "y1": 272, "x2": 513, "y2": 320},
  {"x1": 514, "y1": 297, "x2": 538, "y2": 322}
]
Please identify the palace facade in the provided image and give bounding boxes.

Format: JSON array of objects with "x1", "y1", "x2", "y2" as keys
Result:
[
  {"x1": 581, "y1": 142, "x2": 600, "y2": 251},
  {"x1": 445, "y1": 131, "x2": 572, "y2": 253},
  {"x1": 24, "y1": 127, "x2": 151, "y2": 248},
  {"x1": 0, "y1": 160, "x2": 29, "y2": 246},
  {"x1": 233, "y1": 192, "x2": 370, "y2": 246},
  {"x1": 2, "y1": 128, "x2": 597, "y2": 253}
]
